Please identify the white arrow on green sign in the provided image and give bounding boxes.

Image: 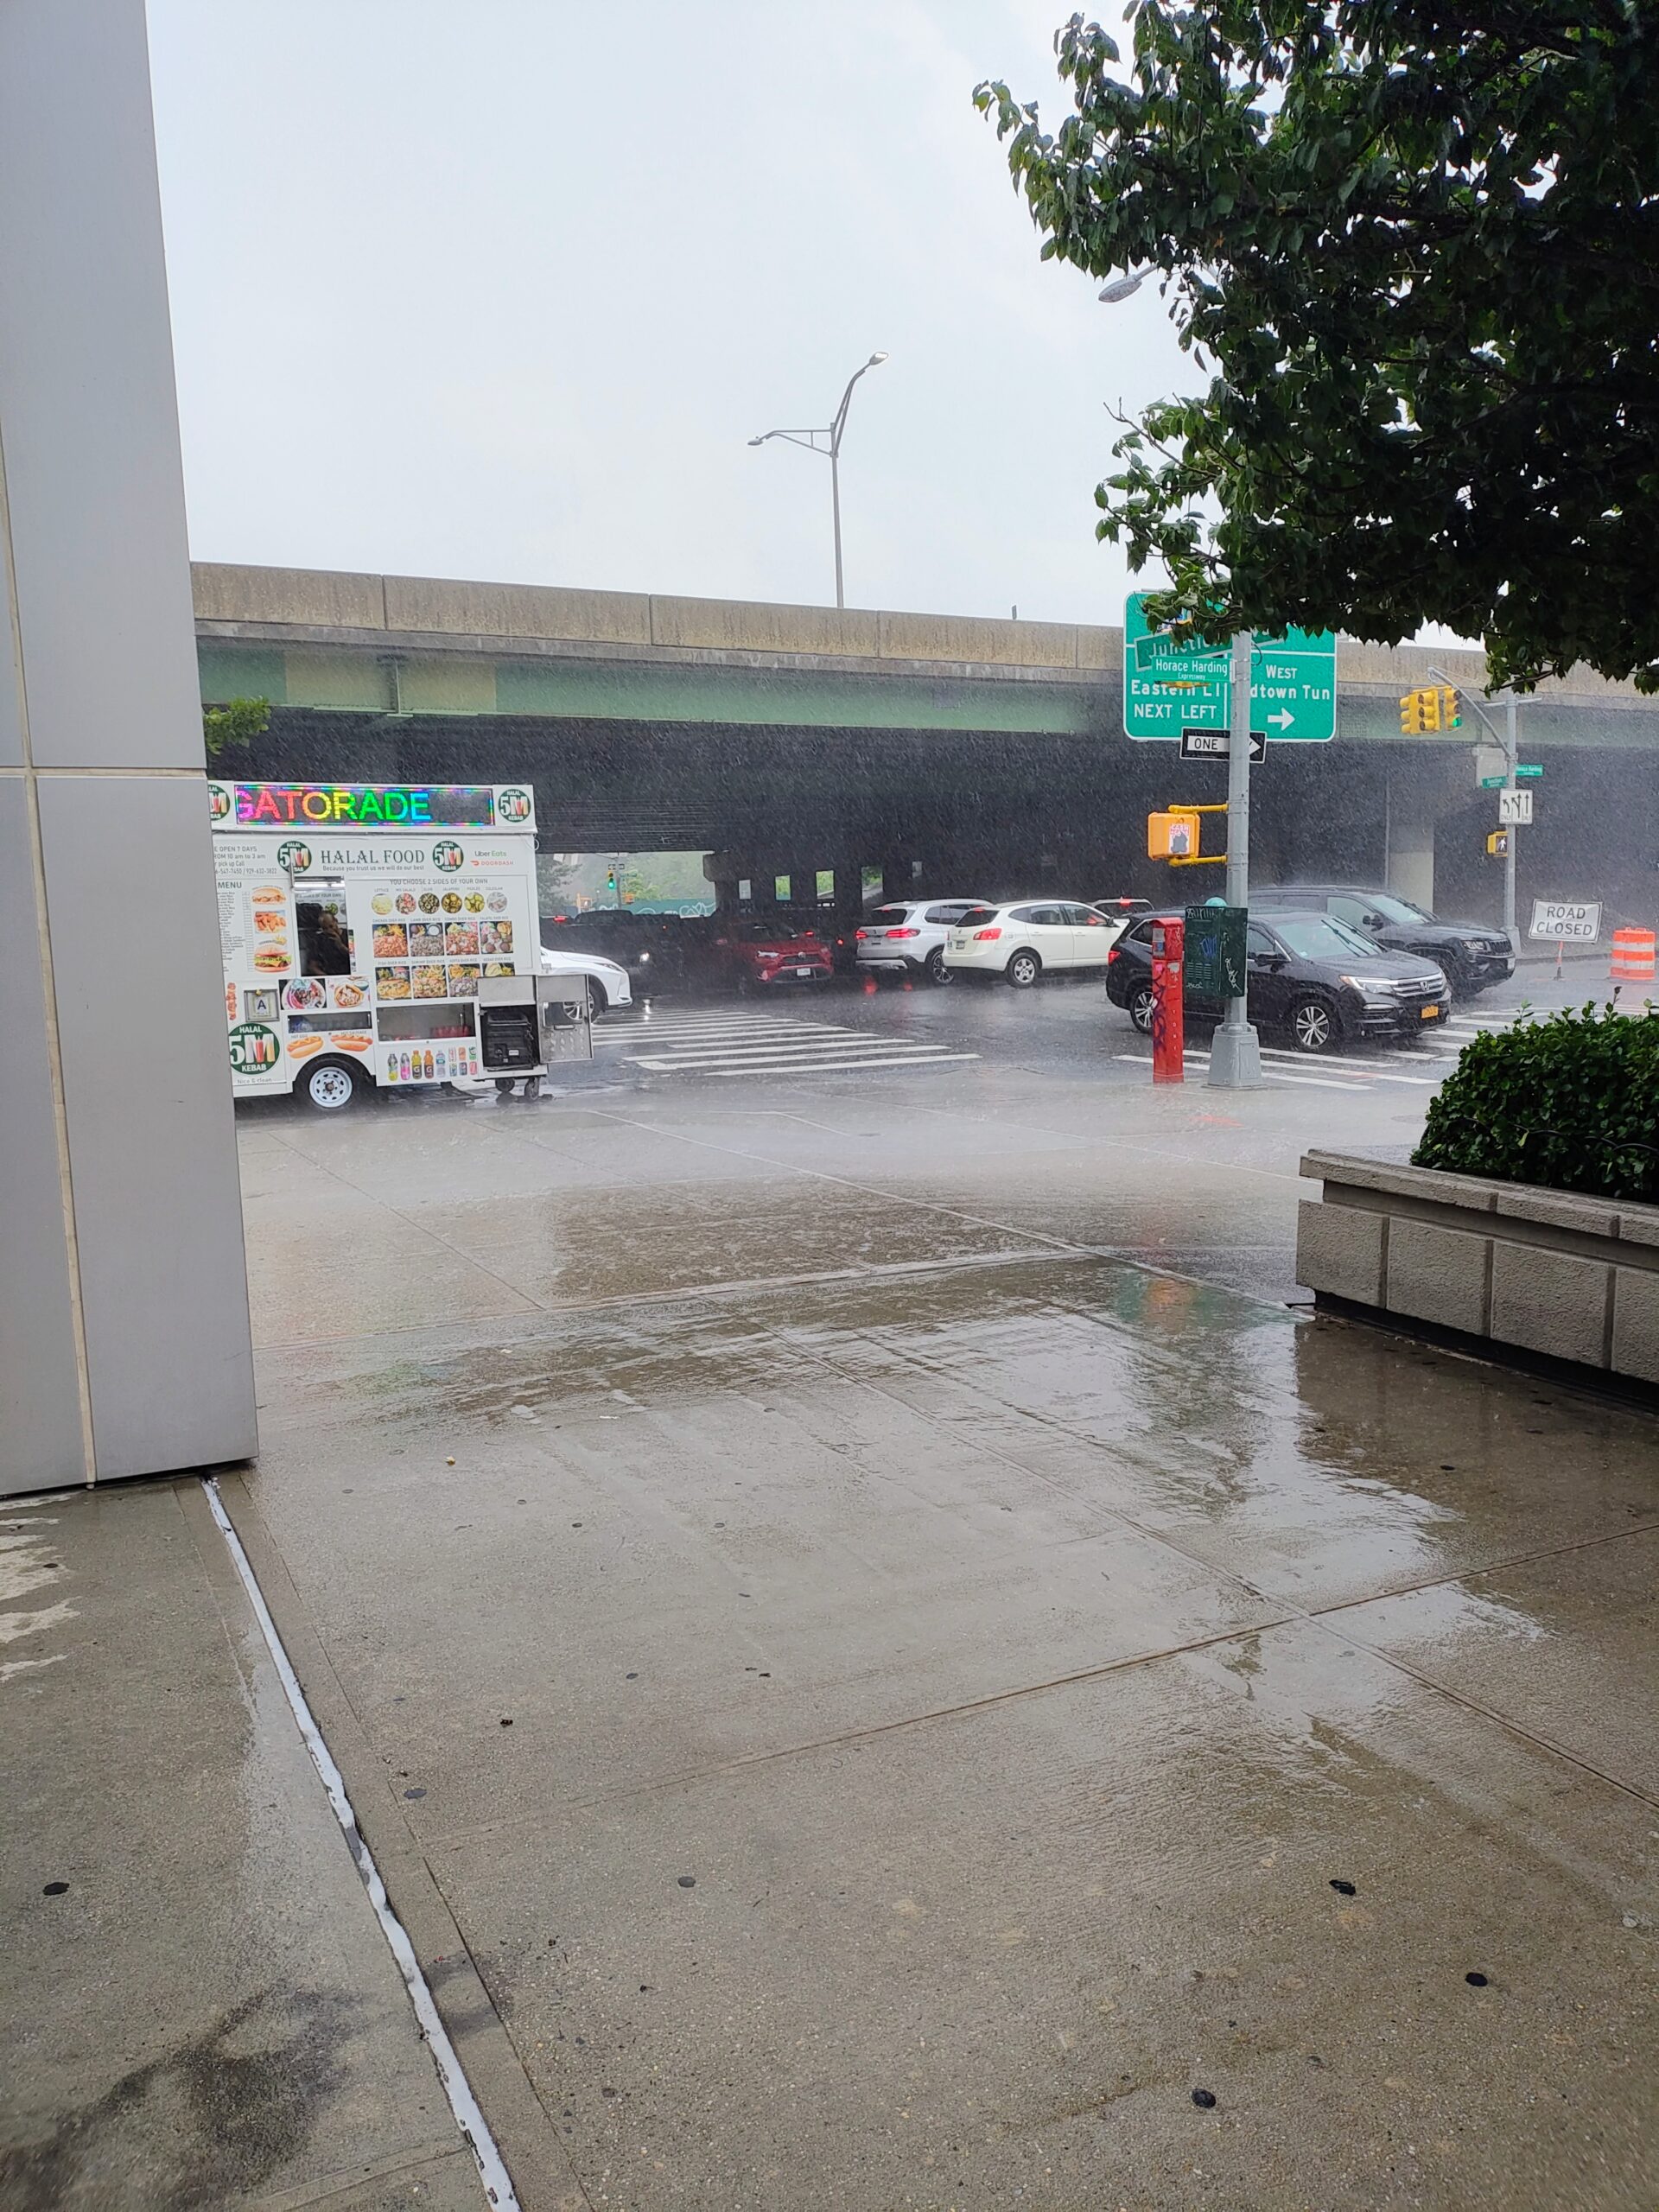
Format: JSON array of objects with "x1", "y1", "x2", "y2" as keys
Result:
[{"x1": 1123, "y1": 594, "x2": 1337, "y2": 741}]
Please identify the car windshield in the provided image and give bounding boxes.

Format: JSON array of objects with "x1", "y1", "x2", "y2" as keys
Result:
[
  {"x1": 738, "y1": 918, "x2": 810, "y2": 941},
  {"x1": 1359, "y1": 892, "x2": 1433, "y2": 925},
  {"x1": 1269, "y1": 915, "x2": 1379, "y2": 963}
]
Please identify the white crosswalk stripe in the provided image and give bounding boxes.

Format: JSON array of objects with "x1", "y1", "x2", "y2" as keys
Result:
[
  {"x1": 601, "y1": 1007, "x2": 977, "y2": 1079},
  {"x1": 1115, "y1": 1005, "x2": 1533, "y2": 1091}
]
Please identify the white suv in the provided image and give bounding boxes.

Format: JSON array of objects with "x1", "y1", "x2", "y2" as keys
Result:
[
  {"x1": 855, "y1": 899, "x2": 989, "y2": 985},
  {"x1": 944, "y1": 899, "x2": 1127, "y2": 988}
]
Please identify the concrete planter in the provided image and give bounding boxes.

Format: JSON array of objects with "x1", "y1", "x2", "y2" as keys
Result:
[{"x1": 1298, "y1": 1149, "x2": 1659, "y2": 1391}]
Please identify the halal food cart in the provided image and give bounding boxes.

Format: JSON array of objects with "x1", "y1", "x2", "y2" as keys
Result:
[{"x1": 209, "y1": 779, "x2": 583, "y2": 1110}]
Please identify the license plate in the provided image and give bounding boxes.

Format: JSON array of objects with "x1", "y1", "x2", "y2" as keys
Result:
[
  {"x1": 1420, "y1": 1003, "x2": 1440, "y2": 1020},
  {"x1": 794, "y1": 965, "x2": 814, "y2": 976}
]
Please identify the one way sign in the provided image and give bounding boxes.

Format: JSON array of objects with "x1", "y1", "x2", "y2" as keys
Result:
[{"x1": 1181, "y1": 728, "x2": 1268, "y2": 763}]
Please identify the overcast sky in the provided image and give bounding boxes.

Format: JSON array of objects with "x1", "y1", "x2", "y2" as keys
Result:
[{"x1": 146, "y1": 0, "x2": 1191, "y2": 626}]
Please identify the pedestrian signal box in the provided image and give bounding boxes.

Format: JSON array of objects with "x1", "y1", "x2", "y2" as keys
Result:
[
  {"x1": 1487, "y1": 830, "x2": 1510, "y2": 858},
  {"x1": 1399, "y1": 685, "x2": 1461, "y2": 734},
  {"x1": 1147, "y1": 804, "x2": 1226, "y2": 865}
]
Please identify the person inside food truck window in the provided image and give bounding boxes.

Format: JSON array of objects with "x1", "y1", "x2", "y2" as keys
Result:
[{"x1": 300, "y1": 904, "x2": 353, "y2": 976}]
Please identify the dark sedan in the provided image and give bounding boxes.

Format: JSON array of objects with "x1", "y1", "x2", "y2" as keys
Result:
[
  {"x1": 1252, "y1": 884, "x2": 1513, "y2": 997},
  {"x1": 1106, "y1": 908, "x2": 1451, "y2": 1053}
]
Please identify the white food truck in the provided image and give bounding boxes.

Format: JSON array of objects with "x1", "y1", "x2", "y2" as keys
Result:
[{"x1": 210, "y1": 779, "x2": 541, "y2": 1110}]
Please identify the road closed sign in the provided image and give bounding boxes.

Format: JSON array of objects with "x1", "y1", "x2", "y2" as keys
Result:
[{"x1": 1529, "y1": 900, "x2": 1601, "y2": 941}]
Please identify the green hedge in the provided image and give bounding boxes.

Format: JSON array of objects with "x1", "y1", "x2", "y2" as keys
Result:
[{"x1": 1413, "y1": 1002, "x2": 1659, "y2": 1200}]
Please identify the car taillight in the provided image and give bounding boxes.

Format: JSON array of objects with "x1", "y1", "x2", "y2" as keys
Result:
[
  {"x1": 855, "y1": 928, "x2": 868, "y2": 938},
  {"x1": 1107, "y1": 945, "x2": 1120, "y2": 963},
  {"x1": 886, "y1": 927, "x2": 918, "y2": 939},
  {"x1": 973, "y1": 927, "x2": 1001, "y2": 942}
]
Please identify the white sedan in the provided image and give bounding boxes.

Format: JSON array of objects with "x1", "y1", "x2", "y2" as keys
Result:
[
  {"x1": 944, "y1": 899, "x2": 1127, "y2": 988},
  {"x1": 538, "y1": 947, "x2": 632, "y2": 1012}
]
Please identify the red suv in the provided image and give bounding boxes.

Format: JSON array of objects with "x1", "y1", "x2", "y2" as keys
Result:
[{"x1": 714, "y1": 918, "x2": 836, "y2": 993}]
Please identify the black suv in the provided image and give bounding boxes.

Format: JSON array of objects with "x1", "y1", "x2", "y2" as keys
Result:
[
  {"x1": 1106, "y1": 908, "x2": 1450, "y2": 1053},
  {"x1": 1253, "y1": 885, "x2": 1513, "y2": 998}
]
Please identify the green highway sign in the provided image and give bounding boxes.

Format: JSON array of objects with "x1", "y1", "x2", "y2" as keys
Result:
[
  {"x1": 1249, "y1": 630, "x2": 1338, "y2": 741},
  {"x1": 1124, "y1": 595, "x2": 1337, "y2": 741},
  {"x1": 1124, "y1": 595, "x2": 1229, "y2": 736}
]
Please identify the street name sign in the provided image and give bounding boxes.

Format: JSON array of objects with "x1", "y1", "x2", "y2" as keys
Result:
[
  {"x1": 1479, "y1": 775, "x2": 1507, "y2": 789},
  {"x1": 1529, "y1": 900, "x2": 1599, "y2": 941},
  {"x1": 1498, "y1": 788, "x2": 1534, "y2": 825},
  {"x1": 1124, "y1": 595, "x2": 1337, "y2": 740},
  {"x1": 1180, "y1": 728, "x2": 1267, "y2": 763},
  {"x1": 1516, "y1": 764, "x2": 1544, "y2": 779}
]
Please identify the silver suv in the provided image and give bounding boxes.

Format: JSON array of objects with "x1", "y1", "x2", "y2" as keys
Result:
[{"x1": 855, "y1": 899, "x2": 989, "y2": 985}]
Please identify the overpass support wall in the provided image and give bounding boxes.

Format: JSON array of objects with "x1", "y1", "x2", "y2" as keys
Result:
[{"x1": 0, "y1": 3, "x2": 255, "y2": 1491}]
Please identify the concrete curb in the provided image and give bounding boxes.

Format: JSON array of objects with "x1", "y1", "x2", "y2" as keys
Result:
[{"x1": 1296, "y1": 1149, "x2": 1659, "y2": 1393}]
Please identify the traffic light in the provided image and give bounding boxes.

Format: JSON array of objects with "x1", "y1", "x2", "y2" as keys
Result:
[
  {"x1": 1147, "y1": 810, "x2": 1197, "y2": 860},
  {"x1": 1399, "y1": 684, "x2": 1462, "y2": 733},
  {"x1": 607, "y1": 868, "x2": 617, "y2": 893}
]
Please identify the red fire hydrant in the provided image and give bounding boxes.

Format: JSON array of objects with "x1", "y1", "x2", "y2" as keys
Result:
[{"x1": 1149, "y1": 914, "x2": 1185, "y2": 1084}]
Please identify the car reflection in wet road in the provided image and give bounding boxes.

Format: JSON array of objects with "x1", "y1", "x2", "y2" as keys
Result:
[{"x1": 221, "y1": 958, "x2": 1658, "y2": 2212}]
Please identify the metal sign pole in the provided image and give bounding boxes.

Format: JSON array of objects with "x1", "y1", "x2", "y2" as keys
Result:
[
  {"x1": 1503, "y1": 698, "x2": 1518, "y2": 948},
  {"x1": 1207, "y1": 631, "x2": 1262, "y2": 1087}
]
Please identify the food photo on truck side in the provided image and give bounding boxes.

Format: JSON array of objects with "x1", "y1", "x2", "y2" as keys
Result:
[{"x1": 209, "y1": 780, "x2": 540, "y2": 1110}]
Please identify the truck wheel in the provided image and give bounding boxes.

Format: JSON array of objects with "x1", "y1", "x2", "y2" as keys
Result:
[
  {"x1": 302, "y1": 1058, "x2": 361, "y2": 1112},
  {"x1": 1006, "y1": 950, "x2": 1042, "y2": 988}
]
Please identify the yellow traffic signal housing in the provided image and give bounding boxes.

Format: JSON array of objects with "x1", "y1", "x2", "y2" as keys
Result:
[
  {"x1": 1399, "y1": 683, "x2": 1462, "y2": 733},
  {"x1": 1147, "y1": 810, "x2": 1198, "y2": 860},
  {"x1": 1147, "y1": 804, "x2": 1227, "y2": 864},
  {"x1": 1486, "y1": 830, "x2": 1510, "y2": 857}
]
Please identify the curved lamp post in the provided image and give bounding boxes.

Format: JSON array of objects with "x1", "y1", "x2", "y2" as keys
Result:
[{"x1": 748, "y1": 353, "x2": 889, "y2": 609}]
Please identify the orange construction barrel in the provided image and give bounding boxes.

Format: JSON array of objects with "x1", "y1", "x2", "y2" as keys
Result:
[{"x1": 1610, "y1": 927, "x2": 1656, "y2": 983}]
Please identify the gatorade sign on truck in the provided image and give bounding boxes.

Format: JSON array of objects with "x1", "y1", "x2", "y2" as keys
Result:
[{"x1": 209, "y1": 782, "x2": 539, "y2": 1109}]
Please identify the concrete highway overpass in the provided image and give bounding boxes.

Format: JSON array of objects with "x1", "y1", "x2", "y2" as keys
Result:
[{"x1": 194, "y1": 563, "x2": 1659, "y2": 922}]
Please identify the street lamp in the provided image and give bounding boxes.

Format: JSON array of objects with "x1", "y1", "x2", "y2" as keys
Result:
[
  {"x1": 1099, "y1": 276, "x2": 1259, "y2": 1084},
  {"x1": 748, "y1": 352, "x2": 889, "y2": 609}
]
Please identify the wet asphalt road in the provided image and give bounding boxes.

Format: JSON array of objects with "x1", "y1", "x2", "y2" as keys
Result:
[{"x1": 11, "y1": 956, "x2": 1655, "y2": 2211}]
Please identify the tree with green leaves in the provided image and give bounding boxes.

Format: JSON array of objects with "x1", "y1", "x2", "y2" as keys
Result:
[
  {"x1": 202, "y1": 696, "x2": 270, "y2": 758},
  {"x1": 977, "y1": 4, "x2": 1659, "y2": 690}
]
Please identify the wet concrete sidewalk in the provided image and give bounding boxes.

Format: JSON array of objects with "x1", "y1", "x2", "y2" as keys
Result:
[
  {"x1": 9, "y1": 1065, "x2": 1659, "y2": 2209},
  {"x1": 1, "y1": 1480, "x2": 488, "y2": 2210},
  {"x1": 226, "y1": 1080, "x2": 1657, "y2": 2211}
]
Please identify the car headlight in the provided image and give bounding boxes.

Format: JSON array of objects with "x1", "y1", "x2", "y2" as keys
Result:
[
  {"x1": 639, "y1": 950, "x2": 651, "y2": 963},
  {"x1": 1342, "y1": 975, "x2": 1395, "y2": 995},
  {"x1": 1460, "y1": 937, "x2": 1489, "y2": 953}
]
